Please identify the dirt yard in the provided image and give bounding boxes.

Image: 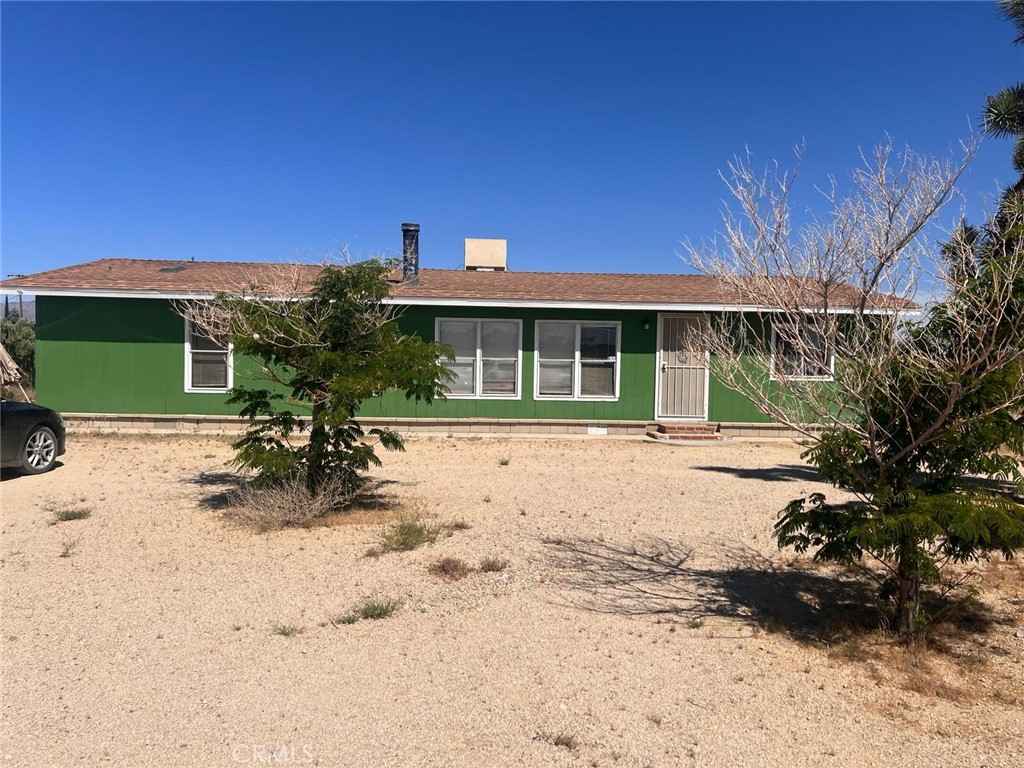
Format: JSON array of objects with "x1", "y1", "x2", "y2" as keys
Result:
[{"x1": 2, "y1": 433, "x2": 1022, "y2": 767}]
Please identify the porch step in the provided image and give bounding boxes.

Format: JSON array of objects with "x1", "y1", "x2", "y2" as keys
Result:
[{"x1": 646, "y1": 423, "x2": 730, "y2": 442}]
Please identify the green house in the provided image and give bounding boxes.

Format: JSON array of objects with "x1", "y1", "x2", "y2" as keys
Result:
[{"x1": 1, "y1": 231, "x2": 831, "y2": 437}]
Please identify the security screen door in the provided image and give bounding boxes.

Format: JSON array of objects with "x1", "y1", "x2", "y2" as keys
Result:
[{"x1": 657, "y1": 315, "x2": 709, "y2": 419}]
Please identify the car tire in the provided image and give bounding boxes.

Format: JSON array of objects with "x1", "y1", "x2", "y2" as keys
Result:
[{"x1": 21, "y1": 426, "x2": 58, "y2": 474}]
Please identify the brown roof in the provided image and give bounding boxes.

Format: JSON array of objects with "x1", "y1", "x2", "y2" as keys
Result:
[
  {"x1": 0, "y1": 259, "x2": 323, "y2": 296},
  {"x1": 393, "y1": 269, "x2": 732, "y2": 304},
  {"x1": 0, "y1": 258, "x2": 913, "y2": 310}
]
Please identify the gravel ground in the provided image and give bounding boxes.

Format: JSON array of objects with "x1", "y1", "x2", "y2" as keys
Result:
[{"x1": 1, "y1": 433, "x2": 1022, "y2": 767}]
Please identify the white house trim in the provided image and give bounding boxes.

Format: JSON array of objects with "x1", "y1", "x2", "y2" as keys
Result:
[{"x1": 0, "y1": 286, "x2": 914, "y2": 316}]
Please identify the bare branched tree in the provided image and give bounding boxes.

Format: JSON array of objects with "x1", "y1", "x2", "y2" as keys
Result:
[
  {"x1": 682, "y1": 139, "x2": 997, "y2": 447},
  {"x1": 682, "y1": 138, "x2": 1024, "y2": 635}
]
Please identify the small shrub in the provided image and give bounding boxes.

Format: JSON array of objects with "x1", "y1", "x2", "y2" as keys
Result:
[
  {"x1": 381, "y1": 516, "x2": 443, "y2": 552},
  {"x1": 479, "y1": 556, "x2": 509, "y2": 573},
  {"x1": 498, "y1": 456, "x2": 510, "y2": 466},
  {"x1": 335, "y1": 598, "x2": 401, "y2": 625},
  {"x1": 47, "y1": 502, "x2": 91, "y2": 525},
  {"x1": 429, "y1": 557, "x2": 472, "y2": 581},
  {"x1": 224, "y1": 475, "x2": 357, "y2": 530},
  {"x1": 272, "y1": 623, "x2": 303, "y2": 637},
  {"x1": 687, "y1": 618, "x2": 704, "y2": 630},
  {"x1": 537, "y1": 732, "x2": 579, "y2": 752},
  {"x1": 448, "y1": 519, "x2": 473, "y2": 531},
  {"x1": 58, "y1": 536, "x2": 79, "y2": 558}
]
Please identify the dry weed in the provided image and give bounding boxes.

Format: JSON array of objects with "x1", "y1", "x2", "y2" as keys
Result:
[
  {"x1": 428, "y1": 557, "x2": 472, "y2": 581},
  {"x1": 536, "y1": 732, "x2": 579, "y2": 752},
  {"x1": 223, "y1": 476, "x2": 357, "y2": 530},
  {"x1": 479, "y1": 556, "x2": 509, "y2": 572}
]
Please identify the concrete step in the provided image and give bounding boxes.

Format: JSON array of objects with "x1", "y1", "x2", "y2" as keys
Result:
[
  {"x1": 655, "y1": 423, "x2": 719, "y2": 434},
  {"x1": 646, "y1": 430, "x2": 727, "y2": 441}
]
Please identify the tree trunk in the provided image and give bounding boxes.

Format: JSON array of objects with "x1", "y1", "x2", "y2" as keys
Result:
[
  {"x1": 895, "y1": 554, "x2": 921, "y2": 637},
  {"x1": 307, "y1": 398, "x2": 327, "y2": 496}
]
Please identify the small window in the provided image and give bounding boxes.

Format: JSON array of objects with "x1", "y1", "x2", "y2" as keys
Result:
[
  {"x1": 437, "y1": 319, "x2": 521, "y2": 398},
  {"x1": 185, "y1": 321, "x2": 233, "y2": 392},
  {"x1": 771, "y1": 321, "x2": 833, "y2": 380},
  {"x1": 536, "y1": 321, "x2": 620, "y2": 400}
]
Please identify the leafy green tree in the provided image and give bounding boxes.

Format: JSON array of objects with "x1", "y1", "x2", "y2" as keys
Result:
[
  {"x1": 180, "y1": 258, "x2": 453, "y2": 500},
  {"x1": 777, "y1": 214, "x2": 1024, "y2": 634},
  {"x1": 685, "y1": 141, "x2": 1024, "y2": 637}
]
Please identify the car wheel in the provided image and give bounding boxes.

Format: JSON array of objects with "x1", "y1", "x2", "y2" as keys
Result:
[{"x1": 22, "y1": 426, "x2": 58, "y2": 474}]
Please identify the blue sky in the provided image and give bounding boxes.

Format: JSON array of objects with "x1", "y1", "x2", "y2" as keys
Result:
[{"x1": 2, "y1": 1, "x2": 1019, "y2": 279}]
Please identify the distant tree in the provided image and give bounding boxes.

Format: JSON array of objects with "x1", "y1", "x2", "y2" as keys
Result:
[
  {"x1": 178, "y1": 257, "x2": 453, "y2": 503},
  {"x1": 683, "y1": 140, "x2": 1024, "y2": 636},
  {"x1": 1, "y1": 309, "x2": 35, "y2": 386},
  {"x1": 984, "y1": 0, "x2": 1024, "y2": 194}
]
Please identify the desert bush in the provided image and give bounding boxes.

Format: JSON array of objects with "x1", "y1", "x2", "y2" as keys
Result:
[
  {"x1": 223, "y1": 475, "x2": 357, "y2": 530},
  {"x1": 379, "y1": 516, "x2": 443, "y2": 552},
  {"x1": 272, "y1": 623, "x2": 303, "y2": 637},
  {"x1": 46, "y1": 501, "x2": 91, "y2": 525},
  {"x1": 479, "y1": 556, "x2": 509, "y2": 572},
  {"x1": 58, "y1": 536, "x2": 80, "y2": 558},
  {"x1": 428, "y1": 557, "x2": 471, "y2": 581},
  {"x1": 334, "y1": 597, "x2": 401, "y2": 625},
  {"x1": 536, "y1": 732, "x2": 579, "y2": 752}
]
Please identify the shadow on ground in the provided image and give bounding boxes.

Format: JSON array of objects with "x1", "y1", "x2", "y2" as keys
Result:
[
  {"x1": 188, "y1": 471, "x2": 245, "y2": 510},
  {"x1": 0, "y1": 462, "x2": 66, "y2": 482},
  {"x1": 691, "y1": 464, "x2": 824, "y2": 483},
  {"x1": 546, "y1": 537, "x2": 1006, "y2": 647},
  {"x1": 546, "y1": 537, "x2": 879, "y2": 642}
]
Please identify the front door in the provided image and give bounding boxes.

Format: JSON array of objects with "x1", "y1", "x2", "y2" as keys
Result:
[{"x1": 657, "y1": 314, "x2": 708, "y2": 419}]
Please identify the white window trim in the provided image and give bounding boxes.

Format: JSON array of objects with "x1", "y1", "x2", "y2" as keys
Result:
[
  {"x1": 769, "y1": 321, "x2": 835, "y2": 382},
  {"x1": 184, "y1": 319, "x2": 234, "y2": 393},
  {"x1": 534, "y1": 320, "x2": 621, "y2": 402},
  {"x1": 435, "y1": 318, "x2": 523, "y2": 400}
]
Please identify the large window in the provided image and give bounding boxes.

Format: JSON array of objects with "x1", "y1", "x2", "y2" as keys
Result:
[
  {"x1": 185, "y1": 321, "x2": 233, "y2": 392},
  {"x1": 437, "y1": 319, "x2": 521, "y2": 398},
  {"x1": 536, "y1": 321, "x2": 620, "y2": 400},
  {"x1": 771, "y1": 321, "x2": 833, "y2": 380}
]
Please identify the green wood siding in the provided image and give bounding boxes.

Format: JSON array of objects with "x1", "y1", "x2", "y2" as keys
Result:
[
  {"x1": 35, "y1": 296, "x2": 776, "y2": 422},
  {"x1": 361, "y1": 306, "x2": 656, "y2": 421},
  {"x1": 36, "y1": 296, "x2": 267, "y2": 415},
  {"x1": 706, "y1": 363, "x2": 773, "y2": 423}
]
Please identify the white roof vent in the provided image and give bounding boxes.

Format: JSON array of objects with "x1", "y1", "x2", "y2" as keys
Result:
[{"x1": 464, "y1": 238, "x2": 507, "y2": 271}]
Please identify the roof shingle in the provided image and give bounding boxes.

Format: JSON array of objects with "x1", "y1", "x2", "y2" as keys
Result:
[{"x1": 0, "y1": 258, "x2": 913, "y2": 310}]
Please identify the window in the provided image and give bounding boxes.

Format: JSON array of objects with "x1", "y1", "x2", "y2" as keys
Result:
[
  {"x1": 536, "y1": 321, "x2": 620, "y2": 400},
  {"x1": 185, "y1": 321, "x2": 232, "y2": 392},
  {"x1": 771, "y1": 321, "x2": 833, "y2": 380},
  {"x1": 437, "y1": 319, "x2": 521, "y2": 398}
]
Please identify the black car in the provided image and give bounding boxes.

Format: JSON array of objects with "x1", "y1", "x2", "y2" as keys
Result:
[{"x1": 0, "y1": 400, "x2": 66, "y2": 474}]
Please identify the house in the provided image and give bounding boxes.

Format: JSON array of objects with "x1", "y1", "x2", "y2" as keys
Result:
[{"x1": 0, "y1": 224, "x2": 843, "y2": 437}]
